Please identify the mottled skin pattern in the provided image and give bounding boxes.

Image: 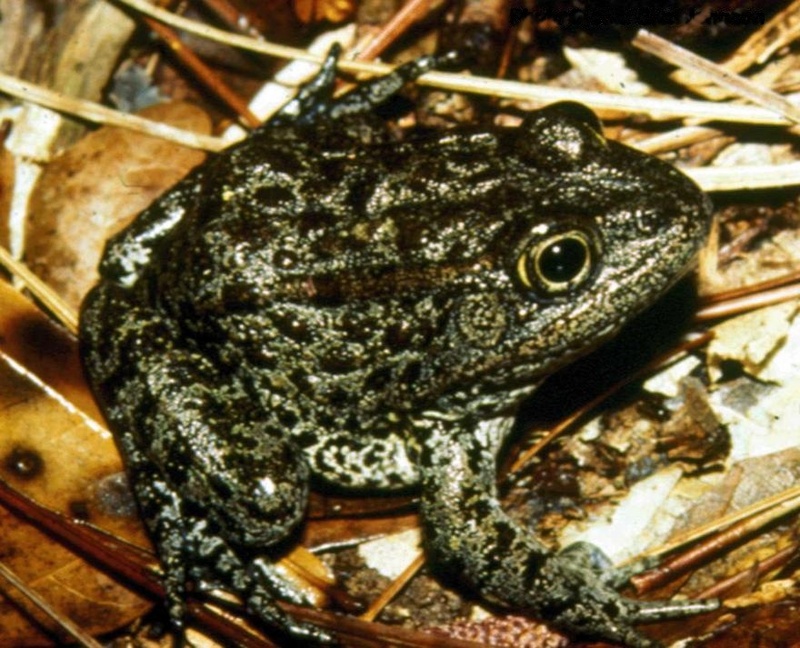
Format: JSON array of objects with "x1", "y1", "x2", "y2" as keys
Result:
[{"x1": 80, "y1": 49, "x2": 717, "y2": 646}]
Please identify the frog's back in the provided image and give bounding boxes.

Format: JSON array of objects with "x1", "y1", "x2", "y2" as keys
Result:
[
  {"x1": 143, "y1": 125, "x2": 527, "y2": 426},
  {"x1": 151, "y1": 126, "x2": 516, "y2": 305}
]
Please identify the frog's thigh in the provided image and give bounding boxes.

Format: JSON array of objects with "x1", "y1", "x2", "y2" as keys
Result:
[
  {"x1": 128, "y1": 347, "x2": 310, "y2": 548},
  {"x1": 303, "y1": 429, "x2": 419, "y2": 490}
]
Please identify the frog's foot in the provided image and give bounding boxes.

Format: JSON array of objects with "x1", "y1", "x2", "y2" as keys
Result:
[
  {"x1": 148, "y1": 456, "x2": 332, "y2": 643},
  {"x1": 327, "y1": 51, "x2": 456, "y2": 120},
  {"x1": 245, "y1": 558, "x2": 337, "y2": 644},
  {"x1": 272, "y1": 43, "x2": 457, "y2": 127},
  {"x1": 83, "y1": 296, "x2": 333, "y2": 644},
  {"x1": 269, "y1": 43, "x2": 342, "y2": 126},
  {"x1": 533, "y1": 542, "x2": 719, "y2": 648},
  {"x1": 170, "y1": 522, "x2": 335, "y2": 644},
  {"x1": 124, "y1": 489, "x2": 331, "y2": 643}
]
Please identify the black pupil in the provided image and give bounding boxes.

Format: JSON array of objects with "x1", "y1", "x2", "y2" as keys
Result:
[{"x1": 537, "y1": 237, "x2": 588, "y2": 283}]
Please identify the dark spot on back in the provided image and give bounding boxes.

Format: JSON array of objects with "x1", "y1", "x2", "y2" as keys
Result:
[
  {"x1": 319, "y1": 355, "x2": 358, "y2": 375},
  {"x1": 254, "y1": 184, "x2": 294, "y2": 205},
  {"x1": 364, "y1": 367, "x2": 392, "y2": 392},
  {"x1": 298, "y1": 211, "x2": 334, "y2": 237},
  {"x1": 345, "y1": 176, "x2": 376, "y2": 215},
  {"x1": 399, "y1": 361, "x2": 422, "y2": 386},
  {"x1": 273, "y1": 311, "x2": 311, "y2": 342},
  {"x1": 385, "y1": 320, "x2": 412, "y2": 349}
]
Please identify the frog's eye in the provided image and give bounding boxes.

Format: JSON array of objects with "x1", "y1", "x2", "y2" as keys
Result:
[
  {"x1": 543, "y1": 102, "x2": 603, "y2": 134},
  {"x1": 517, "y1": 230, "x2": 595, "y2": 295}
]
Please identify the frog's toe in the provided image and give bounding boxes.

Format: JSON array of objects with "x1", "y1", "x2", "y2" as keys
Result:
[
  {"x1": 245, "y1": 557, "x2": 336, "y2": 644},
  {"x1": 558, "y1": 594, "x2": 718, "y2": 648},
  {"x1": 535, "y1": 544, "x2": 718, "y2": 647},
  {"x1": 554, "y1": 609, "x2": 658, "y2": 648},
  {"x1": 248, "y1": 557, "x2": 315, "y2": 607},
  {"x1": 171, "y1": 531, "x2": 332, "y2": 642},
  {"x1": 245, "y1": 587, "x2": 335, "y2": 645},
  {"x1": 625, "y1": 595, "x2": 720, "y2": 623},
  {"x1": 553, "y1": 542, "x2": 719, "y2": 617}
]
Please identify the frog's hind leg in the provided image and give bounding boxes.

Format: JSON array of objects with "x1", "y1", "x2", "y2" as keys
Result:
[
  {"x1": 271, "y1": 44, "x2": 455, "y2": 127},
  {"x1": 327, "y1": 53, "x2": 451, "y2": 120},
  {"x1": 80, "y1": 284, "x2": 331, "y2": 643}
]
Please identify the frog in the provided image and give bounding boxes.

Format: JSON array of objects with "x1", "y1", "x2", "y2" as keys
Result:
[{"x1": 79, "y1": 45, "x2": 717, "y2": 647}]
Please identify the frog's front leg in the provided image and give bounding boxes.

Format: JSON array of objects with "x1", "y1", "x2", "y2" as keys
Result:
[
  {"x1": 80, "y1": 283, "x2": 332, "y2": 643},
  {"x1": 415, "y1": 417, "x2": 719, "y2": 648}
]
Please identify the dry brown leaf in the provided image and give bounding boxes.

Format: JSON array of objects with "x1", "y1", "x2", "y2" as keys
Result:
[
  {"x1": 707, "y1": 301, "x2": 798, "y2": 376},
  {"x1": 0, "y1": 0, "x2": 137, "y2": 156},
  {"x1": 25, "y1": 102, "x2": 210, "y2": 311}
]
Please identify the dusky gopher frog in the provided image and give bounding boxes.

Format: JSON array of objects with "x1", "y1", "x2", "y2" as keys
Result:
[{"x1": 80, "y1": 48, "x2": 716, "y2": 646}]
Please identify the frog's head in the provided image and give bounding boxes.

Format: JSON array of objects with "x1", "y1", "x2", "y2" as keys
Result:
[{"x1": 417, "y1": 102, "x2": 712, "y2": 413}]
